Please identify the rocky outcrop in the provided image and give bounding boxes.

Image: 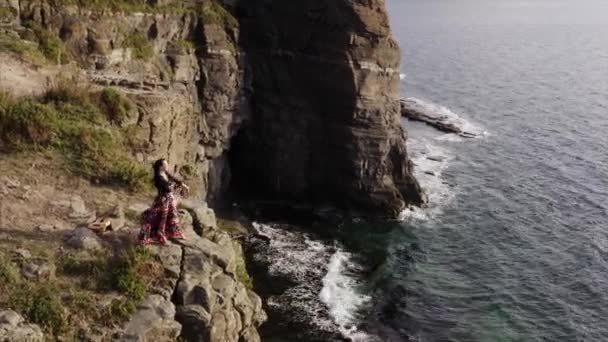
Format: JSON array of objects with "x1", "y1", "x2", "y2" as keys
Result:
[
  {"x1": 121, "y1": 295, "x2": 182, "y2": 342},
  {"x1": 119, "y1": 206, "x2": 266, "y2": 342},
  {"x1": 400, "y1": 98, "x2": 478, "y2": 137},
  {"x1": 0, "y1": 311, "x2": 44, "y2": 342},
  {"x1": 172, "y1": 206, "x2": 266, "y2": 342},
  {"x1": 230, "y1": 0, "x2": 426, "y2": 216}
]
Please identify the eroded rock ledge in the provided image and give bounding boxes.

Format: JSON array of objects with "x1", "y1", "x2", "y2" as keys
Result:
[{"x1": 121, "y1": 202, "x2": 267, "y2": 342}]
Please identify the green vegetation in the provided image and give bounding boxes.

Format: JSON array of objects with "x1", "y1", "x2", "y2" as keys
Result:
[
  {"x1": 0, "y1": 84, "x2": 149, "y2": 190},
  {"x1": 0, "y1": 252, "x2": 65, "y2": 336},
  {"x1": 0, "y1": 31, "x2": 47, "y2": 65},
  {"x1": 180, "y1": 163, "x2": 196, "y2": 178},
  {"x1": 0, "y1": 6, "x2": 17, "y2": 21},
  {"x1": 169, "y1": 39, "x2": 195, "y2": 53},
  {"x1": 0, "y1": 254, "x2": 18, "y2": 284},
  {"x1": 199, "y1": 1, "x2": 238, "y2": 30},
  {"x1": 27, "y1": 22, "x2": 71, "y2": 64},
  {"x1": 122, "y1": 32, "x2": 154, "y2": 60},
  {"x1": 0, "y1": 21, "x2": 71, "y2": 65},
  {"x1": 10, "y1": 284, "x2": 66, "y2": 336},
  {"x1": 100, "y1": 87, "x2": 133, "y2": 124},
  {"x1": 235, "y1": 252, "x2": 254, "y2": 290},
  {"x1": 53, "y1": 0, "x2": 190, "y2": 14},
  {"x1": 0, "y1": 246, "x2": 162, "y2": 337},
  {"x1": 60, "y1": 247, "x2": 162, "y2": 323}
]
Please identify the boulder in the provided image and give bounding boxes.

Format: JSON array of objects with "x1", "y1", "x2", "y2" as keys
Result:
[
  {"x1": 14, "y1": 248, "x2": 31, "y2": 259},
  {"x1": 21, "y1": 258, "x2": 55, "y2": 281},
  {"x1": 146, "y1": 243, "x2": 183, "y2": 299},
  {"x1": 0, "y1": 311, "x2": 44, "y2": 342},
  {"x1": 121, "y1": 295, "x2": 181, "y2": 342},
  {"x1": 65, "y1": 227, "x2": 103, "y2": 251},
  {"x1": 68, "y1": 196, "x2": 94, "y2": 220},
  {"x1": 179, "y1": 200, "x2": 217, "y2": 236}
]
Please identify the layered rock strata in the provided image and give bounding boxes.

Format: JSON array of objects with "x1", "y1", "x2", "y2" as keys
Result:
[{"x1": 230, "y1": 0, "x2": 426, "y2": 216}]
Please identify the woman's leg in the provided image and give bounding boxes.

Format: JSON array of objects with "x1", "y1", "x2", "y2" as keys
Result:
[
  {"x1": 154, "y1": 195, "x2": 171, "y2": 244},
  {"x1": 138, "y1": 209, "x2": 153, "y2": 245},
  {"x1": 165, "y1": 194, "x2": 183, "y2": 239}
]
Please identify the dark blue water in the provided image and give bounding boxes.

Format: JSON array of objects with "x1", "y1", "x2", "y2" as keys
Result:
[
  {"x1": 252, "y1": 1, "x2": 608, "y2": 341},
  {"x1": 371, "y1": 0, "x2": 608, "y2": 340}
]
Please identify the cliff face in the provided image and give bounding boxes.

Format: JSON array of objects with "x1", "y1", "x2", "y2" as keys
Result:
[
  {"x1": 1, "y1": 0, "x2": 424, "y2": 216},
  {"x1": 0, "y1": 0, "x2": 424, "y2": 339},
  {"x1": 231, "y1": 0, "x2": 425, "y2": 216}
]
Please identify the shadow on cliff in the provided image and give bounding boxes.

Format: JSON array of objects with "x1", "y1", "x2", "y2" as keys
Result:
[{"x1": 228, "y1": 0, "x2": 371, "y2": 218}]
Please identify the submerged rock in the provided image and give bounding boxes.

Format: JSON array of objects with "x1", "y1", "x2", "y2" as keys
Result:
[{"x1": 400, "y1": 98, "x2": 479, "y2": 137}]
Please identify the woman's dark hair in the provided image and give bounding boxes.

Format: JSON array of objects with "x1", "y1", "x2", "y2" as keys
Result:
[{"x1": 153, "y1": 158, "x2": 166, "y2": 177}]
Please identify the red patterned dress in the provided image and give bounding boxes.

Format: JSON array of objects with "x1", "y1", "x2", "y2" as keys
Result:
[{"x1": 138, "y1": 173, "x2": 184, "y2": 245}]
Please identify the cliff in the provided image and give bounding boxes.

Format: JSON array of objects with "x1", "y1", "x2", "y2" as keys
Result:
[
  {"x1": 232, "y1": 0, "x2": 426, "y2": 216},
  {"x1": 0, "y1": 0, "x2": 424, "y2": 340}
]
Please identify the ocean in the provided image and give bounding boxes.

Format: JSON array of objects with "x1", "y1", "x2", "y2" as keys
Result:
[{"x1": 249, "y1": 0, "x2": 608, "y2": 341}]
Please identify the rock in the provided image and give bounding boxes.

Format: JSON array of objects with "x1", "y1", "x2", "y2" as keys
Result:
[
  {"x1": 179, "y1": 200, "x2": 217, "y2": 236},
  {"x1": 146, "y1": 243, "x2": 183, "y2": 299},
  {"x1": 34, "y1": 224, "x2": 54, "y2": 232},
  {"x1": 127, "y1": 203, "x2": 149, "y2": 215},
  {"x1": 400, "y1": 98, "x2": 479, "y2": 138},
  {"x1": 231, "y1": 0, "x2": 426, "y2": 217},
  {"x1": 14, "y1": 248, "x2": 31, "y2": 259},
  {"x1": 0, "y1": 311, "x2": 44, "y2": 342},
  {"x1": 68, "y1": 196, "x2": 93, "y2": 220},
  {"x1": 175, "y1": 305, "x2": 211, "y2": 341},
  {"x1": 65, "y1": 227, "x2": 103, "y2": 251},
  {"x1": 121, "y1": 295, "x2": 181, "y2": 342},
  {"x1": 2, "y1": 177, "x2": 20, "y2": 189},
  {"x1": 173, "y1": 226, "x2": 266, "y2": 342},
  {"x1": 96, "y1": 204, "x2": 126, "y2": 231},
  {"x1": 426, "y1": 155, "x2": 445, "y2": 162},
  {"x1": 180, "y1": 237, "x2": 234, "y2": 273},
  {"x1": 21, "y1": 259, "x2": 55, "y2": 281},
  {"x1": 0, "y1": 311, "x2": 23, "y2": 327}
]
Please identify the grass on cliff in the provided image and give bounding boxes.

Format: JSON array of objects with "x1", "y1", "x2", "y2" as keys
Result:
[
  {"x1": 60, "y1": 247, "x2": 163, "y2": 323},
  {"x1": 0, "y1": 22, "x2": 71, "y2": 65},
  {"x1": 0, "y1": 84, "x2": 148, "y2": 191},
  {"x1": 0, "y1": 31, "x2": 47, "y2": 65},
  {"x1": 53, "y1": 0, "x2": 190, "y2": 14},
  {"x1": 26, "y1": 22, "x2": 72, "y2": 64},
  {"x1": 122, "y1": 32, "x2": 154, "y2": 61},
  {"x1": 198, "y1": 1, "x2": 238, "y2": 30},
  {"x1": 0, "y1": 245, "x2": 163, "y2": 337}
]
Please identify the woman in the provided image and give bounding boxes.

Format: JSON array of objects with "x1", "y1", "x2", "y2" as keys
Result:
[{"x1": 138, "y1": 159, "x2": 189, "y2": 245}]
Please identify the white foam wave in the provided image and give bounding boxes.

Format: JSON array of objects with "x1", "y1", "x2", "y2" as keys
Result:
[
  {"x1": 401, "y1": 132, "x2": 457, "y2": 221},
  {"x1": 252, "y1": 223, "x2": 378, "y2": 340},
  {"x1": 320, "y1": 250, "x2": 376, "y2": 341}
]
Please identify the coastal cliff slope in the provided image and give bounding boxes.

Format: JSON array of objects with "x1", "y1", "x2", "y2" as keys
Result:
[{"x1": 0, "y1": 0, "x2": 423, "y2": 340}]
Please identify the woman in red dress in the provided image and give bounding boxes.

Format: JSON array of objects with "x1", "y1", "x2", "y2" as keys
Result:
[{"x1": 138, "y1": 159, "x2": 189, "y2": 245}]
